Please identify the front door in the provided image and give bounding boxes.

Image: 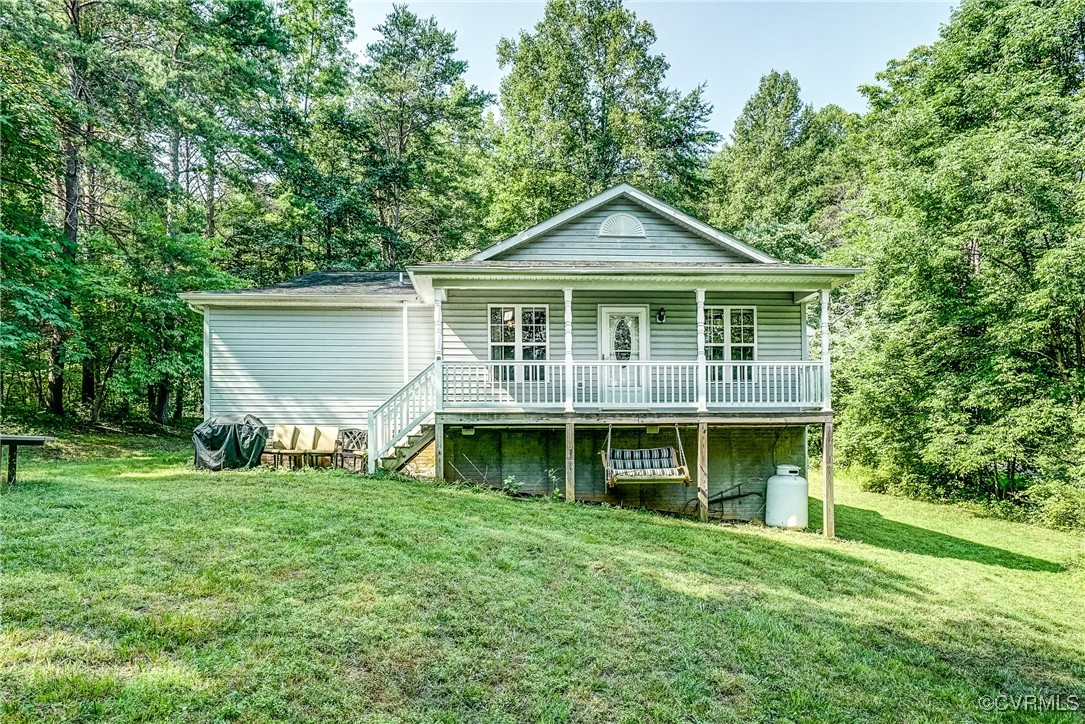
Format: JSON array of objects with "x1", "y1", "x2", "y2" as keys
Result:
[{"x1": 599, "y1": 306, "x2": 648, "y2": 405}]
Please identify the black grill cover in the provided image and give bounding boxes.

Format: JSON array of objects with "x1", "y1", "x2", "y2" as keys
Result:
[{"x1": 193, "y1": 415, "x2": 268, "y2": 470}]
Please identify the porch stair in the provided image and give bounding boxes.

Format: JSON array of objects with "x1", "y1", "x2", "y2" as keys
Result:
[
  {"x1": 368, "y1": 362, "x2": 437, "y2": 473},
  {"x1": 378, "y1": 423, "x2": 434, "y2": 471}
]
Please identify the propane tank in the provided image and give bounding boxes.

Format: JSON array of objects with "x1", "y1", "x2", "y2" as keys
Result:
[{"x1": 765, "y1": 464, "x2": 809, "y2": 529}]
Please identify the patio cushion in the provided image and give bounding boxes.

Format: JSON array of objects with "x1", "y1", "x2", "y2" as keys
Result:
[
  {"x1": 293, "y1": 425, "x2": 317, "y2": 451},
  {"x1": 268, "y1": 424, "x2": 298, "y2": 450},
  {"x1": 313, "y1": 426, "x2": 339, "y2": 453}
]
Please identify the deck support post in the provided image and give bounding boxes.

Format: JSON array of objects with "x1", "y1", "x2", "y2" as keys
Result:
[
  {"x1": 434, "y1": 290, "x2": 444, "y2": 412},
  {"x1": 565, "y1": 422, "x2": 575, "y2": 502},
  {"x1": 696, "y1": 289, "x2": 707, "y2": 412},
  {"x1": 697, "y1": 422, "x2": 708, "y2": 522},
  {"x1": 434, "y1": 420, "x2": 445, "y2": 482},
  {"x1": 822, "y1": 419, "x2": 834, "y2": 537},
  {"x1": 563, "y1": 288, "x2": 574, "y2": 412}
]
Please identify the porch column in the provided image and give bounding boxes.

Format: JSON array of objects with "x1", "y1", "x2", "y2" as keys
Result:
[
  {"x1": 820, "y1": 288, "x2": 831, "y2": 411},
  {"x1": 697, "y1": 422, "x2": 709, "y2": 521},
  {"x1": 822, "y1": 419, "x2": 835, "y2": 538},
  {"x1": 434, "y1": 289, "x2": 444, "y2": 412},
  {"x1": 565, "y1": 422, "x2": 575, "y2": 502},
  {"x1": 696, "y1": 288, "x2": 707, "y2": 412},
  {"x1": 563, "y1": 287, "x2": 574, "y2": 412}
]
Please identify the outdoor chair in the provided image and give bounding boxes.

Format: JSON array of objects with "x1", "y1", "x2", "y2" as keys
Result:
[
  {"x1": 308, "y1": 426, "x2": 340, "y2": 468},
  {"x1": 265, "y1": 424, "x2": 299, "y2": 468},
  {"x1": 335, "y1": 428, "x2": 368, "y2": 473}
]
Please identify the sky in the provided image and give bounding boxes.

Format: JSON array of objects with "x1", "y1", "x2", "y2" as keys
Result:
[{"x1": 348, "y1": 1, "x2": 955, "y2": 135}]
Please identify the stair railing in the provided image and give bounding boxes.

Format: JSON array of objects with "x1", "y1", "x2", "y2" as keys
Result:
[{"x1": 368, "y1": 362, "x2": 436, "y2": 471}]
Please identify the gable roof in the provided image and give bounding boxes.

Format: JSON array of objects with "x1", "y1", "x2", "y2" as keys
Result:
[{"x1": 471, "y1": 184, "x2": 779, "y2": 264}]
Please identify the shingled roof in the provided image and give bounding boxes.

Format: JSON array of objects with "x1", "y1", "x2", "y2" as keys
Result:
[{"x1": 191, "y1": 271, "x2": 416, "y2": 297}]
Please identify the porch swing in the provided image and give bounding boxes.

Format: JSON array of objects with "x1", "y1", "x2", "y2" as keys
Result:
[{"x1": 600, "y1": 424, "x2": 691, "y2": 489}]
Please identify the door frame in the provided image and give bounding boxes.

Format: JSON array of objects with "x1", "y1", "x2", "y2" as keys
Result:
[{"x1": 597, "y1": 305, "x2": 650, "y2": 361}]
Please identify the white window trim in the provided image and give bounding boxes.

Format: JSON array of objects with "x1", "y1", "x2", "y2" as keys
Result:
[
  {"x1": 487, "y1": 303, "x2": 551, "y2": 362},
  {"x1": 704, "y1": 305, "x2": 758, "y2": 361}
]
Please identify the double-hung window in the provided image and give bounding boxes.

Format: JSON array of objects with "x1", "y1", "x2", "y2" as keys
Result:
[
  {"x1": 488, "y1": 305, "x2": 549, "y2": 381},
  {"x1": 705, "y1": 307, "x2": 756, "y2": 380}
]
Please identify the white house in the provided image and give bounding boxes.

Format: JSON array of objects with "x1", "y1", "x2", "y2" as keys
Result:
[{"x1": 181, "y1": 184, "x2": 860, "y2": 534}]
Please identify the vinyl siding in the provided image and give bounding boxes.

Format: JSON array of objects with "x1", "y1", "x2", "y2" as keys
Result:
[
  {"x1": 442, "y1": 289, "x2": 803, "y2": 362},
  {"x1": 494, "y1": 198, "x2": 752, "y2": 263},
  {"x1": 207, "y1": 306, "x2": 431, "y2": 427}
]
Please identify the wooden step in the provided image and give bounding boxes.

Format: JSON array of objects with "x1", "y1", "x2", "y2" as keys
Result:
[{"x1": 377, "y1": 425, "x2": 436, "y2": 472}]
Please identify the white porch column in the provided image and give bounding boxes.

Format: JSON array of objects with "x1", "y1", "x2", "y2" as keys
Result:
[
  {"x1": 434, "y1": 290, "x2": 444, "y2": 412},
  {"x1": 563, "y1": 287, "x2": 574, "y2": 412},
  {"x1": 820, "y1": 288, "x2": 831, "y2": 411},
  {"x1": 696, "y1": 288, "x2": 707, "y2": 412}
]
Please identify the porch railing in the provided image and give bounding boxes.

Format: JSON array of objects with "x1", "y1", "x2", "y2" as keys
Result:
[
  {"x1": 706, "y1": 361, "x2": 824, "y2": 408},
  {"x1": 442, "y1": 361, "x2": 567, "y2": 407},
  {"x1": 440, "y1": 360, "x2": 825, "y2": 411},
  {"x1": 368, "y1": 362, "x2": 436, "y2": 469}
]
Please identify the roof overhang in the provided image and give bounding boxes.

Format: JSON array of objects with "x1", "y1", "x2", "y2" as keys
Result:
[
  {"x1": 407, "y1": 264, "x2": 862, "y2": 304},
  {"x1": 178, "y1": 291, "x2": 422, "y2": 310},
  {"x1": 471, "y1": 183, "x2": 780, "y2": 264}
]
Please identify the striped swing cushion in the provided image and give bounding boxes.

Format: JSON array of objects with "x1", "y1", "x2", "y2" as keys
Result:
[{"x1": 607, "y1": 447, "x2": 683, "y2": 478}]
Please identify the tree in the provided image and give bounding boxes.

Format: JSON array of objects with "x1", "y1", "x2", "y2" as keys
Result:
[
  {"x1": 357, "y1": 5, "x2": 491, "y2": 266},
  {"x1": 705, "y1": 71, "x2": 854, "y2": 262},
  {"x1": 832, "y1": 0, "x2": 1085, "y2": 497},
  {"x1": 488, "y1": 0, "x2": 717, "y2": 236}
]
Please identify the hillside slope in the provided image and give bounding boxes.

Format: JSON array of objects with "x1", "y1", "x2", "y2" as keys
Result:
[{"x1": 2, "y1": 433, "x2": 1083, "y2": 722}]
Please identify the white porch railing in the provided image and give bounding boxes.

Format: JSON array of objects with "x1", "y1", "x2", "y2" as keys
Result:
[
  {"x1": 573, "y1": 361, "x2": 699, "y2": 408},
  {"x1": 705, "y1": 361, "x2": 824, "y2": 408},
  {"x1": 442, "y1": 361, "x2": 567, "y2": 407},
  {"x1": 439, "y1": 360, "x2": 825, "y2": 411},
  {"x1": 368, "y1": 362, "x2": 436, "y2": 469}
]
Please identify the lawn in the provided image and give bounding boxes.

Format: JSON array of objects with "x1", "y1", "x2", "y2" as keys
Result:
[{"x1": 2, "y1": 431, "x2": 1083, "y2": 722}]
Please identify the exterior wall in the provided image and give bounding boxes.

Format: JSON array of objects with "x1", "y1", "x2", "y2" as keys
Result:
[
  {"x1": 406, "y1": 305, "x2": 436, "y2": 377},
  {"x1": 442, "y1": 425, "x2": 808, "y2": 520},
  {"x1": 441, "y1": 289, "x2": 804, "y2": 362},
  {"x1": 206, "y1": 305, "x2": 430, "y2": 427},
  {"x1": 494, "y1": 198, "x2": 751, "y2": 263}
]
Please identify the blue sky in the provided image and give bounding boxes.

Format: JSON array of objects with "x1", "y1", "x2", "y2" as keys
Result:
[{"x1": 348, "y1": 1, "x2": 955, "y2": 135}]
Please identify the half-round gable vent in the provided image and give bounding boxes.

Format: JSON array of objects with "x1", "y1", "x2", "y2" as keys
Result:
[{"x1": 598, "y1": 213, "x2": 645, "y2": 237}]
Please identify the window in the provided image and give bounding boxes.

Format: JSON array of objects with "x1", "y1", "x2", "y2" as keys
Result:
[
  {"x1": 489, "y1": 305, "x2": 549, "y2": 380},
  {"x1": 598, "y1": 213, "x2": 645, "y2": 237},
  {"x1": 705, "y1": 307, "x2": 756, "y2": 380}
]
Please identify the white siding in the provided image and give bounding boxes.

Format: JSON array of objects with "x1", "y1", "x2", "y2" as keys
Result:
[
  {"x1": 441, "y1": 289, "x2": 803, "y2": 361},
  {"x1": 493, "y1": 198, "x2": 752, "y2": 263},
  {"x1": 207, "y1": 306, "x2": 432, "y2": 427}
]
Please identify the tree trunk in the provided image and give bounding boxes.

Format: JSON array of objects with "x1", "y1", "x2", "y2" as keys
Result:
[
  {"x1": 204, "y1": 147, "x2": 217, "y2": 238},
  {"x1": 81, "y1": 356, "x2": 96, "y2": 407},
  {"x1": 173, "y1": 384, "x2": 184, "y2": 421},
  {"x1": 147, "y1": 382, "x2": 170, "y2": 424}
]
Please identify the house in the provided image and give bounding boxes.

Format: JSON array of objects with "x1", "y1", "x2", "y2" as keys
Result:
[{"x1": 181, "y1": 184, "x2": 860, "y2": 535}]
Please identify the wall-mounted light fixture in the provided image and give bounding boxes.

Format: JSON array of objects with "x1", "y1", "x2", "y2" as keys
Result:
[
  {"x1": 461, "y1": 426, "x2": 475, "y2": 436},
  {"x1": 656, "y1": 307, "x2": 666, "y2": 324}
]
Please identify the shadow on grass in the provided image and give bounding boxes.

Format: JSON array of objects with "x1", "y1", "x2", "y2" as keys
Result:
[{"x1": 826, "y1": 503, "x2": 1063, "y2": 573}]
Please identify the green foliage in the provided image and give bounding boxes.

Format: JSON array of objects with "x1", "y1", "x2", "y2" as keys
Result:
[
  {"x1": 487, "y1": 0, "x2": 718, "y2": 235},
  {"x1": 705, "y1": 71, "x2": 855, "y2": 261},
  {"x1": 833, "y1": 0, "x2": 1085, "y2": 505}
]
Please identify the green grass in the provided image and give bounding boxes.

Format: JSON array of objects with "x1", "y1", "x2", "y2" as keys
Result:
[{"x1": 3, "y1": 432, "x2": 1084, "y2": 722}]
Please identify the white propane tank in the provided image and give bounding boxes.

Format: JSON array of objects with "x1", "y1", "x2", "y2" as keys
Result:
[{"x1": 766, "y1": 464, "x2": 809, "y2": 529}]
